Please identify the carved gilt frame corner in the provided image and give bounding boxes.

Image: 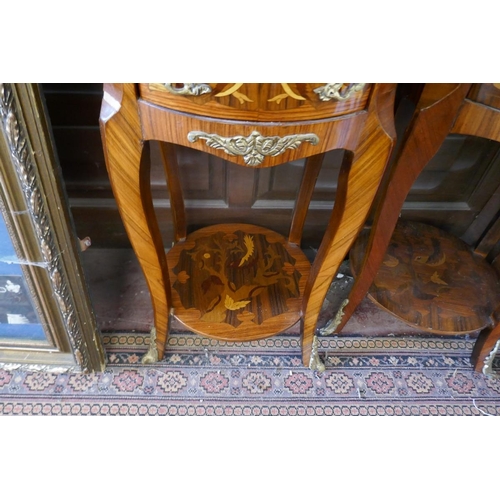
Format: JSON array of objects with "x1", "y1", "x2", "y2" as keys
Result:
[{"x1": 0, "y1": 83, "x2": 105, "y2": 372}]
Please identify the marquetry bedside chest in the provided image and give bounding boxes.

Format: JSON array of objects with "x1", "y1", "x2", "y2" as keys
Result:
[
  {"x1": 99, "y1": 83, "x2": 396, "y2": 370},
  {"x1": 333, "y1": 83, "x2": 500, "y2": 376}
]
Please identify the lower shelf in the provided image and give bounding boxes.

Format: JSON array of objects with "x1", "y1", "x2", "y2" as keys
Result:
[
  {"x1": 166, "y1": 223, "x2": 310, "y2": 341},
  {"x1": 350, "y1": 219, "x2": 500, "y2": 334}
]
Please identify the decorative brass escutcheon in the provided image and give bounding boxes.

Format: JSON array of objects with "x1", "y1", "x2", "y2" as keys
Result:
[
  {"x1": 314, "y1": 83, "x2": 365, "y2": 101},
  {"x1": 162, "y1": 83, "x2": 212, "y2": 96},
  {"x1": 187, "y1": 130, "x2": 319, "y2": 166},
  {"x1": 483, "y1": 338, "x2": 500, "y2": 378}
]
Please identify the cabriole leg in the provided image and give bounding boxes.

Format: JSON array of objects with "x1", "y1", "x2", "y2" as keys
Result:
[{"x1": 100, "y1": 84, "x2": 172, "y2": 362}]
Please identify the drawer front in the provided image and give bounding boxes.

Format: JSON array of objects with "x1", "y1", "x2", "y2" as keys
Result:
[
  {"x1": 138, "y1": 83, "x2": 371, "y2": 122},
  {"x1": 467, "y1": 83, "x2": 500, "y2": 110},
  {"x1": 139, "y1": 99, "x2": 366, "y2": 168}
]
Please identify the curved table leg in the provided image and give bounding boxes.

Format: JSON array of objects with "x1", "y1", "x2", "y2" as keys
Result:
[
  {"x1": 302, "y1": 84, "x2": 396, "y2": 367},
  {"x1": 100, "y1": 84, "x2": 172, "y2": 362},
  {"x1": 472, "y1": 324, "x2": 500, "y2": 377},
  {"x1": 334, "y1": 84, "x2": 471, "y2": 335}
]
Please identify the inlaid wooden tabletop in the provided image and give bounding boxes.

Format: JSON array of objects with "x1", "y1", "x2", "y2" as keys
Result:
[
  {"x1": 350, "y1": 220, "x2": 500, "y2": 334},
  {"x1": 166, "y1": 223, "x2": 311, "y2": 341}
]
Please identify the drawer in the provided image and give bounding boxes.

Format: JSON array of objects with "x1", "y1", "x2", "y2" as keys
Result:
[
  {"x1": 138, "y1": 83, "x2": 371, "y2": 122},
  {"x1": 467, "y1": 84, "x2": 500, "y2": 110}
]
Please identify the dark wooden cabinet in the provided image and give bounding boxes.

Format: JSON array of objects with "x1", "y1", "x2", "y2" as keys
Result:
[
  {"x1": 401, "y1": 134, "x2": 500, "y2": 240},
  {"x1": 41, "y1": 83, "x2": 500, "y2": 252}
]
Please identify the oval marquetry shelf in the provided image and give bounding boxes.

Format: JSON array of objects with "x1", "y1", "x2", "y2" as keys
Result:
[
  {"x1": 350, "y1": 220, "x2": 500, "y2": 334},
  {"x1": 166, "y1": 224, "x2": 311, "y2": 341}
]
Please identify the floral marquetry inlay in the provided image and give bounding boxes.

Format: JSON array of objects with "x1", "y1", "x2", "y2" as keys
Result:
[
  {"x1": 141, "y1": 83, "x2": 372, "y2": 122},
  {"x1": 351, "y1": 220, "x2": 500, "y2": 335},
  {"x1": 167, "y1": 224, "x2": 311, "y2": 338},
  {"x1": 214, "y1": 83, "x2": 253, "y2": 104},
  {"x1": 160, "y1": 83, "x2": 365, "y2": 103}
]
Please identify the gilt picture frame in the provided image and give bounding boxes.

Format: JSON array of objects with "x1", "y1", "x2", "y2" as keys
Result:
[{"x1": 0, "y1": 83, "x2": 105, "y2": 372}]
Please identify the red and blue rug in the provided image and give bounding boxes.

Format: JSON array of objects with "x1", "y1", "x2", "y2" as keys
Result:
[{"x1": 1, "y1": 332, "x2": 499, "y2": 415}]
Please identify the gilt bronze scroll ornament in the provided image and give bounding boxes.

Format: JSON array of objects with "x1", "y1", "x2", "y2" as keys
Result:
[
  {"x1": 314, "y1": 83, "x2": 365, "y2": 101},
  {"x1": 187, "y1": 130, "x2": 319, "y2": 166},
  {"x1": 162, "y1": 83, "x2": 213, "y2": 96}
]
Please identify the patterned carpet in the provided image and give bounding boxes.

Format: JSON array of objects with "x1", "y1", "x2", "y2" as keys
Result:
[{"x1": 1, "y1": 331, "x2": 500, "y2": 415}]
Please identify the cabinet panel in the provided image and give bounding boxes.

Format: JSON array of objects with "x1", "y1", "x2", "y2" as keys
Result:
[
  {"x1": 42, "y1": 84, "x2": 500, "y2": 251},
  {"x1": 401, "y1": 134, "x2": 500, "y2": 238}
]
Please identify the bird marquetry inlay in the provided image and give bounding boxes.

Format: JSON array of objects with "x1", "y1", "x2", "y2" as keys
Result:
[{"x1": 168, "y1": 225, "x2": 309, "y2": 334}]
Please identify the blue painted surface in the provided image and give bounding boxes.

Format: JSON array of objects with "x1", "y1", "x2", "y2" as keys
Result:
[
  {"x1": 0, "y1": 215, "x2": 23, "y2": 275},
  {"x1": 0, "y1": 212, "x2": 46, "y2": 341},
  {"x1": 0, "y1": 323, "x2": 46, "y2": 340}
]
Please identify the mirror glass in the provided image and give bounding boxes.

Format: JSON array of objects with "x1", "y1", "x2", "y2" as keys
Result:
[{"x1": 0, "y1": 209, "x2": 47, "y2": 343}]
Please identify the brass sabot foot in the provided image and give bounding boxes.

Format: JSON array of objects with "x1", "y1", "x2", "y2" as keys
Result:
[
  {"x1": 141, "y1": 327, "x2": 159, "y2": 364},
  {"x1": 482, "y1": 339, "x2": 500, "y2": 379},
  {"x1": 309, "y1": 335, "x2": 325, "y2": 372}
]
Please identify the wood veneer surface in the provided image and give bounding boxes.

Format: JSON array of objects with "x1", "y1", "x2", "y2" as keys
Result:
[{"x1": 350, "y1": 220, "x2": 500, "y2": 334}]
